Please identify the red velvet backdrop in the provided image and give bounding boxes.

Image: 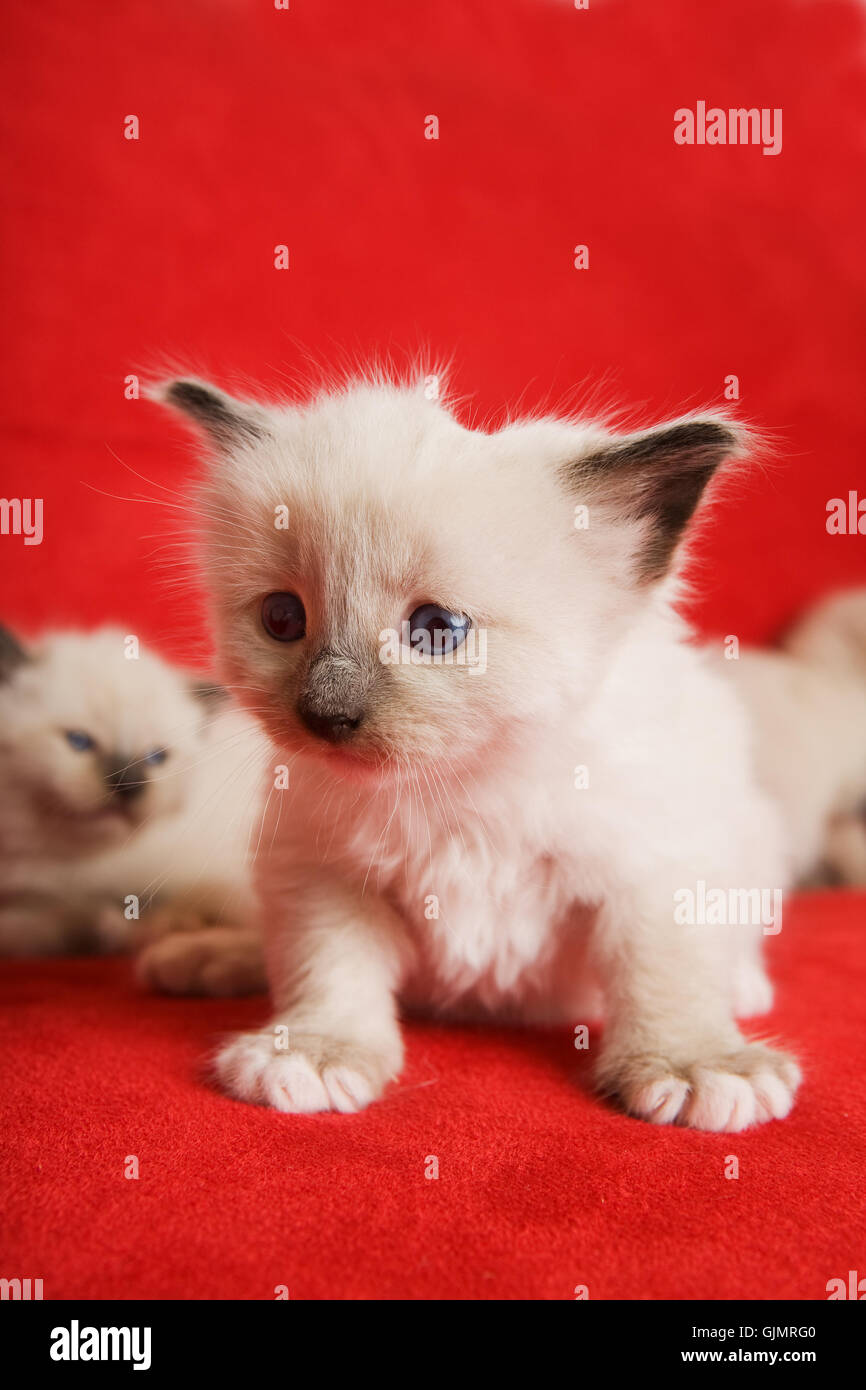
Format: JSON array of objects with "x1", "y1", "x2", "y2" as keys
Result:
[{"x1": 1, "y1": 0, "x2": 865, "y2": 1302}]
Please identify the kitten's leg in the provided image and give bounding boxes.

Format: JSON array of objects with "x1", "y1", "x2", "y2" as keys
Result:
[
  {"x1": 593, "y1": 889, "x2": 800, "y2": 1131},
  {"x1": 0, "y1": 899, "x2": 128, "y2": 956},
  {"x1": 821, "y1": 811, "x2": 866, "y2": 886},
  {"x1": 731, "y1": 921, "x2": 774, "y2": 1018},
  {"x1": 137, "y1": 924, "x2": 266, "y2": 996},
  {"x1": 0, "y1": 904, "x2": 76, "y2": 956},
  {"x1": 214, "y1": 882, "x2": 409, "y2": 1113}
]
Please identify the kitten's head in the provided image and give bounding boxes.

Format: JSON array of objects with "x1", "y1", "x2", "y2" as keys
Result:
[
  {"x1": 158, "y1": 374, "x2": 745, "y2": 780},
  {"x1": 0, "y1": 627, "x2": 219, "y2": 851}
]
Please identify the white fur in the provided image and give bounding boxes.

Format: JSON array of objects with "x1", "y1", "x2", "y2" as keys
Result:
[
  {"x1": 0, "y1": 627, "x2": 267, "y2": 970},
  {"x1": 160, "y1": 375, "x2": 804, "y2": 1130},
  {"x1": 721, "y1": 588, "x2": 866, "y2": 885}
]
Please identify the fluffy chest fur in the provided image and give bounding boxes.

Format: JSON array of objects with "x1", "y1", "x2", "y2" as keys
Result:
[
  {"x1": 269, "y1": 761, "x2": 572, "y2": 992},
  {"x1": 389, "y1": 819, "x2": 581, "y2": 1011}
]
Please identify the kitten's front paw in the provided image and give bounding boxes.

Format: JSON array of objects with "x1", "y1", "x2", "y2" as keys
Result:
[
  {"x1": 598, "y1": 1042, "x2": 801, "y2": 1131},
  {"x1": 214, "y1": 1028, "x2": 399, "y2": 1113},
  {"x1": 137, "y1": 926, "x2": 266, "y2": 996}
]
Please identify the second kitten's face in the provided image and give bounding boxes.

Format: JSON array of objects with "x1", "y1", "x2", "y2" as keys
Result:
[
  {"x1": 162, "y1": 376, "x2": 742, "y2": 780},
  {"x1": 0, "y1": 628, "x2": 213, "y2": 852}
]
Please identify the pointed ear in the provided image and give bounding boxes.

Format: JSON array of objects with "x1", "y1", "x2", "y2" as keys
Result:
[
  {"x1": 568, "y1": 416, "x2": 747, "y2": 582},
  {"x1": 154, "y1": 378, "x2": 270, "y2": 450},
  {"x1": 0, "y1": 625, "x2": 30, "y2": 681}
]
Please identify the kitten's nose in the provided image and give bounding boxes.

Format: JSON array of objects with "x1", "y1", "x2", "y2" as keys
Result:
[
  {"x1": 297, "y1": 648, "x2": 371, "y2": 743},
  {"x1": 105, "y1": 761, "x2": 147, "y2": 802},
  {"x1": 297, "y1": 701, "x2": 363, "y2": 743}
]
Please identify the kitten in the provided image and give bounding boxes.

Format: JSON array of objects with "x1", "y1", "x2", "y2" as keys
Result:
[
  {"x1": 0, "y1": 624, "x2": 266, "y2": 991},
  {"x1": 723, "y1": 588, "x2": 866, "y2": 887},
  {"x1": 154, "y1": 584, "x2": 866, "y2": 998},
  {"x1": 157, "y1": 372, "x2": 803, "y2": 1130}
]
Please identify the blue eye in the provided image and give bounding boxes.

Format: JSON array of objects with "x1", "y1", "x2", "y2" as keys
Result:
[
  {"x1": 65, "y1": 730, "x2": 95, "y2": 752},
  {"x1": 262, "y1": 592, "x2": 306, "y2": 642},
  {"x1": 407, "y1": 604, "x2": 470, "y2": 655},
  {"x1": 144, "y1": 748, "x2": 168, "y2": 766}
]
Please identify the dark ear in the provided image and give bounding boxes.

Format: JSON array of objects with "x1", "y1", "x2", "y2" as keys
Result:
[
  {"x1": 570, "y1": 416, "x2": 746, "y2": 582},
  {"x1": 0, "y1": 625, "x2": 30, "y2": 681},
  {"x1": 155, "y1": 378, "x2": 269, "y2": 450}
]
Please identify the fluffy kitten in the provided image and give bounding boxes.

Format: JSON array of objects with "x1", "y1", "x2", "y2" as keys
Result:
[
  {"x1": 723, "y1": 588, "x2": 866, "y2": 887},
  {"x1": 153, "y1": 585, "x2": 866, "y2": 998},
  {"x1": 157, "y1": 373, "x2": 804, "y2": 1131},
  {"x1": 0, "y1": 625, "x2": 266, "y2": 990}
]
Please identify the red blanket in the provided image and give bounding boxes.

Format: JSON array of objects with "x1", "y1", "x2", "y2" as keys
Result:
[
  {"x1": 1, "y1": 0, "x2": 864, "y2": 1299},
  {"x1": 1, "y1": 896, "x2": 864, "y2": 1300}
]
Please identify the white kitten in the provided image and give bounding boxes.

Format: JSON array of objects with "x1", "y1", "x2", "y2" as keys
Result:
[
  {"x1": 157, "y1": 373, "x2": 803, "y2": 1130},
  {"x1": 0, "y1": 625, "x2": 266, "y2": 992},
  {"x1": 723, "y1": 588, "x2": 866, "y2": 887}
]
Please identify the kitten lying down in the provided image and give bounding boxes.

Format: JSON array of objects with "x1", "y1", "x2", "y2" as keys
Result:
[
  {"x1": 149, "y1": 371, "x2": 858, "y2": 1131},
  {"x1": 0, "y1": 626, "x2": 266, "y2": 992}
]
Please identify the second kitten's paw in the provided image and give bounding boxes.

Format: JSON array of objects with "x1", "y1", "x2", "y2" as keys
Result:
[
  {"x1": 598, "y1": 1042, "x2": 801, "y2": 1132},
  {"x1": 137, "y1": 926, "x2": 266, "y2": 996},
  {"x1": 214, "y1": 1028, "x2": 399, "y2": 1113}
]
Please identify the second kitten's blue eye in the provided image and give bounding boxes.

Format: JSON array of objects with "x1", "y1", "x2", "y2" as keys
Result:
[
  {"x1": 407, "y1": 604, "x2": 470, "y2": 654},
  {"x1": 262, "y1": 592, "x2": 306, "y2": 642},
  {"x1": 144, "y1": 748, "x2": 168, "y2": 766},
  {"x1": 65, "y1": 730, "x2": 95, "y2": 752}
]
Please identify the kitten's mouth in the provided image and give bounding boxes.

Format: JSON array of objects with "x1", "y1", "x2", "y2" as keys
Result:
[
  {"x1": 97, "y1": 804, "x2": 139, "y2": 821},
  {"x1": 314, "y1": 741, "x2": 392, "y2": 780},
  {"x1": 262, "y1": 711, "x2": 392, "y2": 778},
  {"x1": 38, "y1": 787, "x2": 144, "y2": 832},
  {"x1": 84, "y1": 802, "x2": 146, "y2": 832}
]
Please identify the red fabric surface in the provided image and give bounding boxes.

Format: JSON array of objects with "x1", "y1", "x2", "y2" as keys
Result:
[
  {"x1": 1, "y1": 896, "x2": 864, "y2": 1300},
  {"x1": 1, "y1": 0, "x2": 865, "y2": 1299}
]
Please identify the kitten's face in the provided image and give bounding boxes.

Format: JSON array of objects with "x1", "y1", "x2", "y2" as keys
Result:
[
  {"x1": 0, "y1": 629, "x2": 211, "y2": 850},
  {"x1": 163, "y1": 378, "x2": 741, "y2": 781}
]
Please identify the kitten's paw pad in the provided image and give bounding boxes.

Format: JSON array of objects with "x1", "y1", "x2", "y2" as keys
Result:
[
  {"x1": 213, "y1": 1029, "x2": 395, "y2": 1113},
  {"x1": 604, "y1": 1044, "x2": 801, "y2": 1132},
  {"x1": 137, "y1": 927, "x2": 265, "y2": 997}
]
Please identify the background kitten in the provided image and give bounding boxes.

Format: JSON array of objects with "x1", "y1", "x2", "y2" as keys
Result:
[
  {"x1": 722, "y1": 588, "x2": 866, "y2": 888},
  {"x1": 0, "y1": 624, "x2": 267, "y2": 990}
]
